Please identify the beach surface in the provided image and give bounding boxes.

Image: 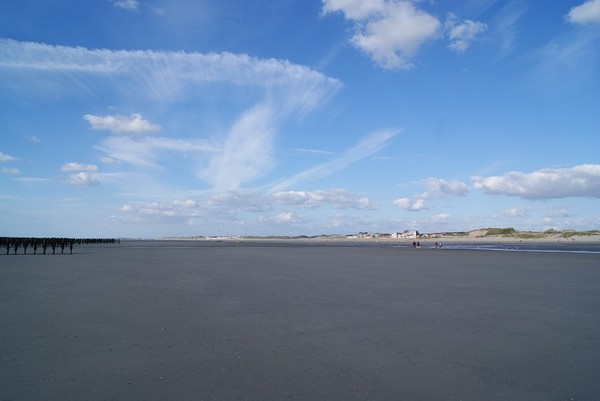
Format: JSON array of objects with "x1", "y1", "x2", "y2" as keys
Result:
[{"x1": 1, "y1": 240, "x2": 599, "y2": 400}]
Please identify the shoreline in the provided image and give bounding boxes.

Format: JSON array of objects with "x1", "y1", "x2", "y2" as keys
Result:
[{"x1": 159, "y1": 233, "x2": 600, "y2": 245}]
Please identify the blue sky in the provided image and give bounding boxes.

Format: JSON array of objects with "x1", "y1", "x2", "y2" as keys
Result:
[{"x1": 1, "y1": 0, "x2": 599, "y2": 238}]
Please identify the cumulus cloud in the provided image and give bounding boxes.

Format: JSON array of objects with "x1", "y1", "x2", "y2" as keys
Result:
[
  {"x1": 445, "y1": 13, "x2": 487, "y2": 53},
  {"x1": 322, "y1": 1, "x2": 487, "y2": 69},
  {"x1": 60, "y1": 162, "x2": 98, "y2": 172},
  {"x1": 423, "y1": 177, "x2": 470, "y2": 197},
  {"x1": 567, "y1": 0, "x2": 600, "y2": 24},
  {"x1": 66, "y1": 172, "x2": 100, "y2": 187},
  {"x1": 472, "y1": 164, "x2": 600, "y2": 199},
  {"x1": 393, "y1": 177, "x2": 469, "y2": 211},
  {"x1": 84, "y1": 113, "x2": 160, "y2": 135},
  {"x1": 114, "y1": 0, "x2": 140, "y2": 11},
  {"x1": 273, "y1": 188, "x2": 378, "y2": 209},
  {"x1": 322, "y1": 0, "x2": 440, "y2": 69},
  {"x1": 393, "y1": 197, "x2": 426, "y2": 211},
  {"x1": 0, "y1": 151, "x2": 18, "y2": 162}
]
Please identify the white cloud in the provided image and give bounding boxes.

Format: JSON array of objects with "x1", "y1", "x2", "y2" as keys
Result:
[
  {"x1": 200, "y1": 105, "x2": 276, "y2": 192},
  {"x1": 445, "y1": 13, "x2": 487, "y2": 53},
  {"x1": 545, "y1": 207, "x2": 574, "y2": 218},
  {"x1": 532, "y1": 27, "x2": 600, "y2": 89},
  {"x1": 322, "y1": 0, "x2": 440, "y2": 70},
  {"x1": 489, "y1": 1, "x2": 527, "y2": 58},
  {"x1": 472, "y1": 164, "x2": 600, "y2": 199},
  {"x1": 114, "y1": 0, "x2": 140, "y2": 11},
  {"x1": 259, "y1": 212, "x2": 305, "y2": 224},
  {"x1": 393, "y1": 177, "x2": 469, "y2": 212},
  {"x1": 321, "y1": 0, "x2": 386, "y2": 20},
  {"x1": 0, "y1": 39, "x2": 342, "y2": 193},
  {"x1": 393, "y1": 197, "x2": 426, "y2": 211},
  {"x1": 95, "y1": 136, "x2": 218, "y2": 168},
  {"x1": 25, "y1": 135, "x2": 41, "y2": 143},
  {"x1": 431, "y1": 213, "x2": 450, "y2": 223},
  {"x1": 270, "y1": 129, "x2": 398, "y2": 192},
  {"x1": 205, "y1": 191, "x2": 271, "y2": 212},
  {"x1": 273, "y1": 188, "x2": 378, "y2": 209},
  {"x1": 60, "y1": 162, "x2": 98, "y2": 172},
  {"x1": 1, "y1": 167, "x2": 20, "y2": 175},
  {"x1": 567, "y1": 0, "x2": 600, "y2": 24},
  {"x1": 66, "y1": 172, "x2": 100, "y2": 187},
  {"x1": 0, "y1": 151, "x2": 18, "y2": 162},
  {"x1": 423, "y1": 177, "x2": 470, "y2": 197},
  {"x1": 0, "y1": 39, "x2": 341, "y2": 105},
  {"x1": 84, "y1": 113, "x2": 160, "y2": 135},
  {"x1": 100, "y1": 156, "x2": 122, "y2": 165},
  {"x1": 501, "y1": 207, "x2": 530, "y2": 218},
  {"x1": 294, "y1": 147, "x2": 334, "y2": 155}
]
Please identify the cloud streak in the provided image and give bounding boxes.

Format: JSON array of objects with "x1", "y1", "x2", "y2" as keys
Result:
[{"x1": 269, "y1": 129, "x2": 399, "y2": 192}]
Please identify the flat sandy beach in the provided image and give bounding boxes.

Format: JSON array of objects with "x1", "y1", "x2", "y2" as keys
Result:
[{"x1": 1, "y1": 241, "x2": 599, "y2": 400}]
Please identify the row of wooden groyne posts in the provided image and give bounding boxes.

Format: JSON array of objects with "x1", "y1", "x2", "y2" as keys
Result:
[{"x1": 1, "y1": 237, "x2": 120, "y2": 255}]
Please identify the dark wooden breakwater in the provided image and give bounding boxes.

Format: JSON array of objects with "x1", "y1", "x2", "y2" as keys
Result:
[{"x1": 1, "y1": 237, "x2": 119, "y2": 255}]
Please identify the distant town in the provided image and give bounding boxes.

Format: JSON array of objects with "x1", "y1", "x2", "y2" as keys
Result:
[{"x1": 162, "y1": 228, "x2": 600, "y2": 242}]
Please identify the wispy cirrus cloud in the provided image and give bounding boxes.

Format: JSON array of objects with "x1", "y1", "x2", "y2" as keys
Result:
[
  {"x1": 0, "y1": 39, "x2": 342, "y2": 192},
  {"x1": 60, "y1": 162, "x2": 98, "y2": 172},
  {"x1": 269, "y1": 129, "x2": 399, "y2": 192},
  {"x1": 488, "y1": 0, "x2": 527, "y2": 58},
  {"x1": 199, "y1": 104, "x2": 276, "y2": 192},
  {"x1": 95, "y1": 136, "x2": 218, "y2": 168}
]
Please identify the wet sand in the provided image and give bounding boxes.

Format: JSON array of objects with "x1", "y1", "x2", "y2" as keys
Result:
[{"x1": 1, "y1": 241, "x2": 599, "y2": 400}]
